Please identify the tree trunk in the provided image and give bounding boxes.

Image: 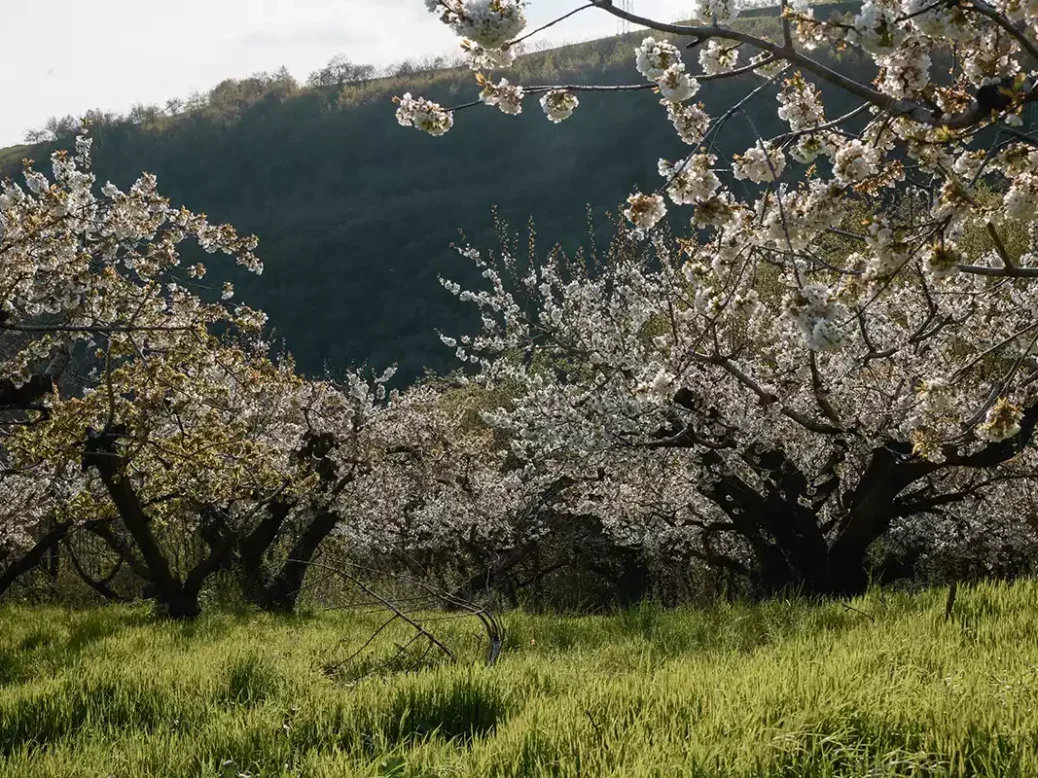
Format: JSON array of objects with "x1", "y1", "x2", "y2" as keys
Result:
[
  {"x1": 700, "y1": 442, "x2": 938, "y2": 599},
  {"x1": 235, "y1": 501, "x2": 293, "y2": 609},
  {"x1": 0, "y1": 520, "x2": 73, "y2": 598},
  {"x1": 94, "y1": 462, "x2": 200, "y2": 619},
  {"x1": 262, "y1": 511, "x2": 340, "y2": 612}
]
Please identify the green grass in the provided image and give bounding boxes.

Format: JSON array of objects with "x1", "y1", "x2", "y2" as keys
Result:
[{"x1": 2, "y1": 580, "x2": 1038, "y2": 776}]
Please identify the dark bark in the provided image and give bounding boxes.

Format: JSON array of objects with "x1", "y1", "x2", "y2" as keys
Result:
[
  {"x1": 93, "y1": 462, "x2": 198, "y2": 617},
  {"x1": 262, "y1": 511, "x2": 340, "y2": 612},
  {"x1": 235, "y1": 500, "x2": 292, "y2": 607},
  {"x1": 84, "y1": 520, "x2": 151, "y2": 581},
  {"x1": 694, "y1": 404, "x2": 1038, "y2": 598},
  {"x1": 183, "y1": 526, "x2": 235, "y2": 603},
  {"x1": 455, "y1": 535, "x2": 543, "y2": 603},
  {"x1": 233, "y1": 429, "x2": 347, "y2": 612},
  {"x1": 0, "y1": 346, "x2": 70, "y2": 412},
  {"x1": 82, "y1": 427, "x2": 228, "y2": 619},
  {"x1": 66, "y1": 545, "x2": 130, "y2": 602},
  {"x1": 0, "y1": 520, "x2": 74, "y2": 597},
  {"x1": 72, "y1": 417, "x2": 351, "y2": 617},
  {"x1": 0, "y1": 374, "x2": 56, "y2": 410}
]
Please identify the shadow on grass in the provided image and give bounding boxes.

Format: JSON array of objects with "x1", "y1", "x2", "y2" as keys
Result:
[
  {"x1": 220, "y1": 653, "x2": 282, "y2": 709},
  {"x1": 286, "y1": 675, "x2": 508, "y2": 759},
  {"x1": 383, "y1": 677, "x2": 506, "y2": 746},
  {"x1": 0, "y1": 676, "x2": 171, "y2": 756}
]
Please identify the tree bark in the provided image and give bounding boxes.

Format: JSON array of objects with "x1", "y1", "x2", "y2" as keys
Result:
[
  {"x1": 235, "y1": 500, "x2": 293, "y2": 608},
  {"x1": 262, "y1": 511, "x2": 340, "y2": 612},
  {"x1": 700, "y1": 405, "x2": 1038, "y2": 599},
  {"x1": 0, "y1": 520, "x2": 74, "y2": 598},
  {"x1": 93, "y1": 462, "x2": 200, "y2": 618}
]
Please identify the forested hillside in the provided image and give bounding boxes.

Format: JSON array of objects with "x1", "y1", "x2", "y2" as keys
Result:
[{"x1": 1, "y1": 4, "x2": 861, "y2": 382}]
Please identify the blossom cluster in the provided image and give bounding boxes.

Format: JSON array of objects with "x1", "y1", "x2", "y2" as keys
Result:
[
  {"x1": 635, "y1": 37, "x2": 699, "y2": 102},
  {"x1": 479, "y1": 76, "x2": 524, "y2": 114},
  {"x1": 394, "y1": 93, "x2": 453, "y2": 135},
  {"x1": 540, "y1": 89, "x2": 579, "y2": 123}
]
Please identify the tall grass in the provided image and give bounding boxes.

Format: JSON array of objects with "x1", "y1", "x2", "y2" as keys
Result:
[{"x1": 1, "y1": 581, "x2": 1037, "y2": 776}]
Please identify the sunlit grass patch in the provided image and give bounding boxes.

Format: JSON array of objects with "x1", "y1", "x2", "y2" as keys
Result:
[{"x1": 1, "y1": 580, "x2": 1038, "y2": 777}]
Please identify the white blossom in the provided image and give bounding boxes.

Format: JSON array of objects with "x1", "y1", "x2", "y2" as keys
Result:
[
  {"x1": 623, "y1": 192, "x2": 667, "y2": 230},
  {"x1": 480, "y1": 77, "x2": 525, "y2": 114},
  {"x1": 732, "y1": 142, "x2": 786, "y2": 183},
  {"x1": 395, "y1": 93, "x2": 454, "y2": 136},
  {"x1": 540, "y1": 89, "x2": 579, "y2": 123}
]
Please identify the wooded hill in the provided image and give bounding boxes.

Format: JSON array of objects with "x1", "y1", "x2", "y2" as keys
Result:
[{"x1": 1, "y1": 3, "x2": 863, "y2": 383}]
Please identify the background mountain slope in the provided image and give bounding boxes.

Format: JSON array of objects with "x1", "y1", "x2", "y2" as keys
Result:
[{"x1": 1, "y1": 4, "x2": 862, "y2": 382}]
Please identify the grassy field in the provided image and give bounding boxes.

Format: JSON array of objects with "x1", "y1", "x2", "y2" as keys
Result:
[{"x1": 1, "y1": 581, "x2": 1037, "y2": 777}]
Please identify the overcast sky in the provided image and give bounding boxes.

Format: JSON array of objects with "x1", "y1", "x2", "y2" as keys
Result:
[{"x1": 0, "y1": 1, "x2": 694, "y2": 147}]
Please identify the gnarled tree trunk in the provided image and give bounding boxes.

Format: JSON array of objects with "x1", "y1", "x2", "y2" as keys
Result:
[{"x1": 697, "y1": 405, "x2": 1038, "y2": 598}]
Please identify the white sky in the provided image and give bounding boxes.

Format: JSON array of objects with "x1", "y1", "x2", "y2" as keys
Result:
[{"x1": 0, "y1": 1, "x2": 694, "y2": 147}]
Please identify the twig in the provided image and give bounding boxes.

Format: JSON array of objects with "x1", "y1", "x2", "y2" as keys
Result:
[
  {"x1": 585, "y1": 709, "x2": 609, "y2": 750},
  {"x1": 508, "y1": 2, "x2": 599, "y2": 48},
  {"x1": 840, "y1": 602, "x2": 875, "y2": 622},
  {"x1": 323, "y1": 613, "x2": 400, "y2": 675},
  {"x1": 293, "y1": 559, "x2": 457, "y2": 663}
]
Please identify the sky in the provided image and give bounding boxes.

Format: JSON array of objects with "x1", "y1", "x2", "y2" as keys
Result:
[{"x1": 0, "y1": 1, "x2": 694, "y2": 147}]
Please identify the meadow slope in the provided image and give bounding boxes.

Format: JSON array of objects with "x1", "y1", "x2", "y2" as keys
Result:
[{"x1": 1, "y1": 581, "x2": 1038, "y2": 777}]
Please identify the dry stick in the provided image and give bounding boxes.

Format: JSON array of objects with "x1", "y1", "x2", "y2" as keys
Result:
[
  {"x1": 323, "y1": 613, "x2": 400, "y2": 675},
  {"x1": 319, "y1": 593, "x2": 441, "y2": 613},
  {"x1": 343, "y1": 557, "x2": 504, "y2": 665},
  {"x1": 840, "y1": 602, "x2": 876, "y2": 622},
  {"x1": 420, "y1": 584, "x2": 505, "y2": 666},
  {"x1": 342, "y1": 632, "x2": 428, "y2": 685},
  {"x1": 585, "y1": 709, "x2": 610, "y2": 751},
  {"x1": 340, "y1": 559, "x2": 504, "y2": 666},
  {"x1": 293, "y1": 559, "x2": 457, "y2": 663}
]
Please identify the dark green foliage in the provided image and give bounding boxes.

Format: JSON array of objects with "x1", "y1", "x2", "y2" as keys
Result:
[{"x1": 2, "y1": 6, "x2": 867, "y2": 383}]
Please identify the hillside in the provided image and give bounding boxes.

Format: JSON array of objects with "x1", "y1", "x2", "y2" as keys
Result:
[{"x1": 1, "y1": 4, "x2": 864, "y2": 383}]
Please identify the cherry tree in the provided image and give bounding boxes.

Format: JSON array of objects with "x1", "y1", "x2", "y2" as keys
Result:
[
  {"x1": 399, "y1": 0, "x2": 1038, "y2": 594},
  {"x1": 433, "y1": 214, "x2": 1038, "y2": 595},
  {"x1": 331, "y1": 379, "x2": 587, "y2": 601},
  {"x1": 212, "y1": 368, "x2": 408, "y2": 613},
  {"x1": 0, "y1": 136, "x2": 278, "y2": 615},
  {"x1": 0, "y1": 135, "x2": 566, "y2": 614}
]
